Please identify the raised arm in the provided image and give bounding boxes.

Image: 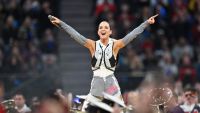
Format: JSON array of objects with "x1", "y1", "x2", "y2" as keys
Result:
[
  {"x1": 48, "y1": 15, "x2": 95, "y2": 50},
  {"x1": 114, "y1": 14, "x2": 158, "y2": 49}
]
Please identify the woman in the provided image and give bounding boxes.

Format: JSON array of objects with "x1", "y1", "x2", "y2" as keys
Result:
[{"x1": 48, "y1": 14, "x2": 158, "y2": 111}]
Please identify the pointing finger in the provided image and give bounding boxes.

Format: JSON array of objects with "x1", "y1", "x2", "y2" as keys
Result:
[{"x1": 152, "y1": 14, "x2": 159, "y2": 18}]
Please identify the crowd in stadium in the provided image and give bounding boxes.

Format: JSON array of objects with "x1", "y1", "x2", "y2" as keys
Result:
[
  {"x1": 93, "y1": 0, "x2": 200, "y2": 93},
  {"x1": 0, "y1": 0, "x2": 60, "y2": 95},
  {"x1": 0, "y1": 0, "x2": 59, "y2": 73},
  {"x1": 0, "y1": 0, "x2": 200, "y2": 113}
]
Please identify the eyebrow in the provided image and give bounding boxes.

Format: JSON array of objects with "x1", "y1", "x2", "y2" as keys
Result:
[{"x1": 99, "y1": 25, "x2": 110, "y2": 28}]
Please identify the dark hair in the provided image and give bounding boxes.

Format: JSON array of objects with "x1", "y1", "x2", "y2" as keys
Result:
[
  {"x1": 98, "y1": 20, "x2": 110, "y2": 26},
  {"x1": 14, "y1": 91, "x2": 24, "y2": 97},
  {"x1": 98, "y1": 20, "x2": 112, "y2": 30},
  {"x1": 184, "y1": 88, "x2": 198, "y2": 95},
  {"x1": 13, "y1": 91, "x2": 26, "y2": 100}
]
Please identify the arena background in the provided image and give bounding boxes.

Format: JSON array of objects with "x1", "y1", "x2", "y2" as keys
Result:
[{"x1": 0, "y1": 0, "x2": 200, "y2": 110}]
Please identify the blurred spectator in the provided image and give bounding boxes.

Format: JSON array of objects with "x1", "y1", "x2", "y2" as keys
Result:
[
  {"x1": 94, "y1": 0, "x2": 116, "y2": 17},
  {"x1": 169, "y1": 0, "x2": 191, "y2": 38},
  {"x1": 154, "y1": 36, "x2": 170, "y2": 57},
  {"x1": 18, "y1": 16, "x2": 36, "y2": 42},
  {"x1": 195, "y1": 48, "x2": 200, "y2": 82},
  {"x1": 4, "y1": 0, "x2": 22, "y2": 22},
  {"x1": 172, "y1": 37, "x2": 194, "y2": 64},
  {"x1": 26, "y1": 43, "x2": 41, "y2": 71},
  {"x1": 2, "y1": 15, "x2": 17, "y2": 46},
  {"x1": 41, "y1": 29, "x2": 57, "y2": 66},
  {"x1": 167, "y1": 94, "x2": 184, "y2": 113},
  {"x1": 174, "y1": 81, "x2": 184, "y2": 97},
  {"x1": 94, "y1": 0, "x2": 117, "y2": 32},
  {"x1": 38, "y1": 89, "x2": 70, "y2": 113},
  {"x1": 178, "y1": 55, "x2": 197, "y2": 88},
  {"x1": 41, "y1": 29, "x2": 57, "y2": 54},
  {"x1": 30, "y1": 96, "x2": 40, "y2": 113},
  {"x1": 39, "y1": 98, "x2": 66, "y2": 113},
  {"x1": 126, "y1": 48, "x2": 144, "y2": 75},
  {"x1": 38, "y1": 1, "x2": 53, "y2": 37},
  {"x1": 8, "y1": 45, "x2": 24, "y2": 73},
  {"x1": 179, "y1": 88, "x2": 200, "y2": 112},
  {"x1": 159, "y1": 52, "x2": 178, "y2": 78},
  {"x1": 142, "y1": 47, "x2": 158, "y2": 71},
  {"x1": 117, "y1": 3, "x2": 134, "y2": 38},
  {"x1": 192, "y1": 14, "x2": 200, "y2": 44},
  {"x1": 13, "y1": 92, "x2": 31, "y2": 113}
]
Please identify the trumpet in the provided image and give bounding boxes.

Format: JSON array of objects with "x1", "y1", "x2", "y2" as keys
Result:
[
  {"x1": 1, "y1": 99, "x2": 18, "y2": 113},
  {"x1": 1, "y1": 99, "x2": 15, "y2": 110}
]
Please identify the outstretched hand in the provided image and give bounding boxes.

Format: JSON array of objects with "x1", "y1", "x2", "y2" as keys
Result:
[
  {"x1": 147, "y1": 14, "x2": 159, "y2": 24},
  {"x1": 48, "y1": 15, "x2": 61, "y2": 27}
]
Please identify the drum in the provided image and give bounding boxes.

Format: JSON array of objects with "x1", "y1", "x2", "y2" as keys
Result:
[{"x1": 148, "y1": 87, "x2": 173, "y2": 113}]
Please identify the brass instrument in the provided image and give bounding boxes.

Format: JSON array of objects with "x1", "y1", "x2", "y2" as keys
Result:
[
  {"x1": 1, "y1": 100, "x2": 15, "y2": 110},
  {"x1": 1, "y1": 99, "x2": 18, "y2": 113}
]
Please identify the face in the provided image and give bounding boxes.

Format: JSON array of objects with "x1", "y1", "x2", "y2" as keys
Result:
[
  {"x1": 14, "y1": 94, "x2": 25, "y2": 107},
  {"x1": 98, "y1": 21, "x2": 112, "y2": 40},
  {"x1": 184, "y1": 91, "x2": 198, "y2": 105}
]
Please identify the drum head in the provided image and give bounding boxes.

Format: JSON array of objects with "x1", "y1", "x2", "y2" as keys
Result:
[{"x1": 148, "y1": 87, "x2": 173, "y2": 106}]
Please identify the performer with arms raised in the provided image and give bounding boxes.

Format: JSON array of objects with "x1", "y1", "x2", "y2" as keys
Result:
[{"x1": 48, "y1": 14, "x2": 158, "y2": 111}]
